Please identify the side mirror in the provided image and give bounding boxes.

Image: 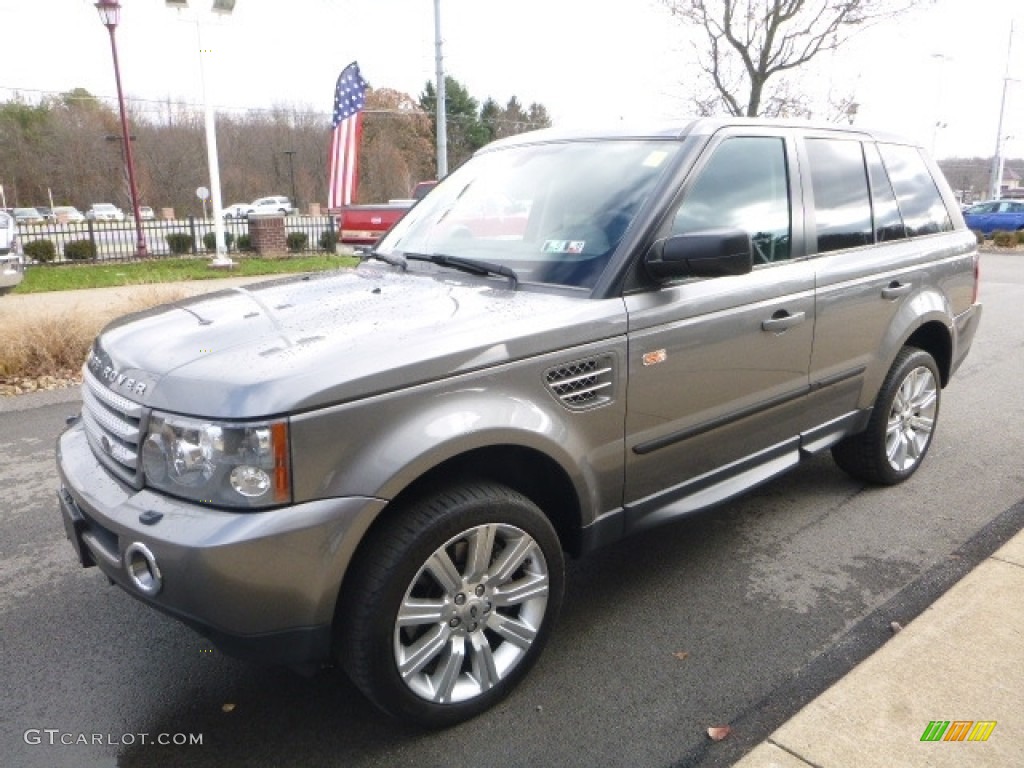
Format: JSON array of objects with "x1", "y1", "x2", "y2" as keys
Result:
[{"x1": 644, "y1": 228, "x2": 754, "y2": 281}]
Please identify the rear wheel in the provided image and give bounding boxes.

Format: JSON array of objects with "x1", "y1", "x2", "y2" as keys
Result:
[
  {"x1": 832, "y1": 346, "x2": 941, "y2": 485},
  {"x1": 338, "y1": 481, "x2": 564, "y2": 727}
]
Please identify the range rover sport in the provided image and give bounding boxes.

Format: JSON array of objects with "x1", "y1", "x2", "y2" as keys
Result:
[{"x1": 57, "y1": 118, "x2": 982, "y2": 727}]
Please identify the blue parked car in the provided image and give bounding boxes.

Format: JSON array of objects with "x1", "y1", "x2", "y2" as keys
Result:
[{"x1": 963, "y1": 199, "x2": 1024, "y2": 235}]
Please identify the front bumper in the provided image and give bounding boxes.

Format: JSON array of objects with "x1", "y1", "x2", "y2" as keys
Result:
[{"x1": 57, "y1": 421, "x2": 387, "y2": 665}]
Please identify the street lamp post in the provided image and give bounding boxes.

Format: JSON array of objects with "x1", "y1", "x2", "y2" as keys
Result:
[
  {"x1": 95, "y1": 0, "x2": 148, "y2": 258},
  {"x1": 283, "y1": 150, "x2": 297, "y2": 212},
  {"x1": 167, "y1": 1, "x2": 236, "y2": 267}
]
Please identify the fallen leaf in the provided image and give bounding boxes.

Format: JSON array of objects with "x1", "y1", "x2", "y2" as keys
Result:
[
  {"x1": 707, "y1": 725, "x2": 731, "y2": 741},
  {"x1": 890, "y1": 621, "x2": 903, "y2": 634},
  {"x1": 222, "y1": 703, "x2": 236, "y2": 713},
  {"x1": 672, "y1": 651, "x2": 690, "y2": 661}
]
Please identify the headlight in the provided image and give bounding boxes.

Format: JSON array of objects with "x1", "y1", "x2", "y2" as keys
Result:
[{"x1": 141, "y1": 412, "x2": 290, "y2": 508}]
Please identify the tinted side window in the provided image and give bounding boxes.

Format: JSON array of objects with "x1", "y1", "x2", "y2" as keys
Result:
[
  {"x1": 671, "y1": 136, "x2": 791, "y2": 263},
  {"x1": 865, "y1": 143, "x2": 907, "y2": 242},
  {"x1": 877, "y1": 144, "x2": 952, "y2": 237},
  {"x1": 806, "y1": 139, "x2": 872, "y2": 253}
]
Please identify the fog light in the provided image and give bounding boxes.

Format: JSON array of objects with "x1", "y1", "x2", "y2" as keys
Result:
[{"x1": 124, "y1": 542, "x2": 162, "y2": 596}]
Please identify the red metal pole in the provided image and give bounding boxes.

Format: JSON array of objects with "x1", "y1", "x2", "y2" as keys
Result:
[{"x1": 105, "y1": 23, "x2": 148, "y2": 257}]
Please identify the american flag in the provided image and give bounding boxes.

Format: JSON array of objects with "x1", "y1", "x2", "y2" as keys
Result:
[{"x1": 328, "y1": 61, "x2": 368, "y2": 209}]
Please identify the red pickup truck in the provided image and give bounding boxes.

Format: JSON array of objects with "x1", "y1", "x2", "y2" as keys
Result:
[{"x1": 336, "y1": 181, "x2": 437, "y2": 247}]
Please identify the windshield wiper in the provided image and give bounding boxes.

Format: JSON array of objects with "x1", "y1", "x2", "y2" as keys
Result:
[
  {"x1": 360, "y1": 249, "x2": 407, "y2": 270},
  {"x1": 405, "y1": 252, "x2": 519, "y2": 289}
]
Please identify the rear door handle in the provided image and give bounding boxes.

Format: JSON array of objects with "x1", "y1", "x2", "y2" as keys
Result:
[
  {"x1": 881, "y1": 281, "x2": 913, "y2": 300},
  {"x1": 761, "y1": 310, "x2": 806, "y2": 333}
]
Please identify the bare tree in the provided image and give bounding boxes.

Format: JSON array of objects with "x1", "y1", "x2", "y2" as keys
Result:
[
  {"x1": 359, "y1": 88, "x2": 434, "y2": 203},
  {"x1": 0, "y1": 79, "x2": 547, "y2": 214},
  {"x1": 662, "y1": 0, "x2": 926, "y2": 118}
]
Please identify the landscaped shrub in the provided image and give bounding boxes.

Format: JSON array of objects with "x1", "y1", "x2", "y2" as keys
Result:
[
  {"x1": 64, "y1": 239, "x2": 97, "y2": 261},
  {"x1": 318, "y1": 230, "x2": 338, "y2": 252},
  {"x1": 203, "y1": 231, "x2": 234, "y2": 252},
  {"x1": 991, "y1": 230, "x2": 1017, "y2": 248},
  {"x1": 165, "y1": 233, "x2": 195, "y2": 255},
  {"x1": 286, "y1": 232, "x2": 308, "y2": 253},
  {"x1": 236, "y1": 234, "x2": 253, "y2": 252},
  {"x1": 970, "y1": 229, "x2": 984, "y2": 245},
  {"x1": 1017, "y1": 229, "x2": 1024, "y2": 246},
  {"x1": 24, "y1": 239, "x2": 57, "y2": 263}
]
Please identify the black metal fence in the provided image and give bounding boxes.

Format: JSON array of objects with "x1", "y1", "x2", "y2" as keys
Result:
[{"x1": 16, "y1": 215, "x2": 338, "y2": 265}]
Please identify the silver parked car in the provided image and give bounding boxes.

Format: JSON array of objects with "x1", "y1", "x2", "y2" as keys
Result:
[
  {"x1": 249, "y1": 195, "x2": 295, "y2": 215},
  {"x1": 57, "y1": 118, "x2": 981, "y2": 727},
  {"x1": 0, "y1": 211, "x2": 25, "y2": 294},
  {"x1": 86, "y1": 203, "x2": 125, "y2": 221},
  {"x1": 12, "y1": 207, "x2": 45, "y2": 224},
  {"x1": 53, "y1": 206, "x2": 86, "y2": 224}
]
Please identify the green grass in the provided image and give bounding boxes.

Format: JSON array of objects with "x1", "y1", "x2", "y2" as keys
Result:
[{"x1": 13, "y1": 254, "x2": 360, "y2": 294}]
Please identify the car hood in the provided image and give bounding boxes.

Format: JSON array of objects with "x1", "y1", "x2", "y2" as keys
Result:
[{"x1": 90, "y1": 265, "x2": 626, "y2": 417}]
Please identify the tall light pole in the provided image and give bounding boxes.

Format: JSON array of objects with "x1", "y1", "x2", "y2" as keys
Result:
[
  {"x1": 166, "y1": 0, "x2": 235, "y2": 267},
  {"x1": 433, "y1": 0, "x2": 447, "y2": 179},
  {"x1": 990, "y1": 22, "x2": 1015, "y2": 201},
  {"x1": 95, "y1": 0, "x2": 148, "y2": 258}
]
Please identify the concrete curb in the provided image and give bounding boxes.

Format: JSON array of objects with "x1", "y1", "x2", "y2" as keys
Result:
[{"x1": 733, "y1": 530, "x2": 1024, "y2": 767}]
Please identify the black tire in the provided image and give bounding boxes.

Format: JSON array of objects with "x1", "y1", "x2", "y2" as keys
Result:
[
  {"x1": 337, "y1": 481, "x2": 564, "y2": 728},
  {"x1": 832, "y1": 346, "x2": 941, "y2": 485}
]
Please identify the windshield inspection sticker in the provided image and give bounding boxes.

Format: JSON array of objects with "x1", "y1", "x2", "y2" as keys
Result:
[{"x1": 543, "y1": 240, "x2": 585, "y2": 254}]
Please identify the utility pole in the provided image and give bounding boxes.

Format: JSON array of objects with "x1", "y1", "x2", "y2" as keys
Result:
[{"x1": 433, "y1": 0, "x2": 447, "y2": 179}]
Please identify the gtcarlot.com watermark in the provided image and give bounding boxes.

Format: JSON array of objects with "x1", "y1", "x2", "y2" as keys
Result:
[{"x1": 24, "y1": 729, "x2": 203, "y2": 747}]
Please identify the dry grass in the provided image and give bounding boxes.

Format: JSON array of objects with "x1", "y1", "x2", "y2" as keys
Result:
[{"x1": 0, "y1": 286, "x2": 190, "y2": 381}]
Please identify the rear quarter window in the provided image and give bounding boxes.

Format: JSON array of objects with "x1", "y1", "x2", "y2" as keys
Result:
[{"x1": 877, "y1": 144, "x2": 952, "y2": 237}]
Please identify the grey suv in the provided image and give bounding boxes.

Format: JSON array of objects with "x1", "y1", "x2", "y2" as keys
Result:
[{"x1": 57, "y1": 119, "x2": 981, "y2": 727}]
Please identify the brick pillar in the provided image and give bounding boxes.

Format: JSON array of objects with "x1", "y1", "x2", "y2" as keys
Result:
[{"x1": 248, "y1": 215, "x2": 287, "y2": 254}]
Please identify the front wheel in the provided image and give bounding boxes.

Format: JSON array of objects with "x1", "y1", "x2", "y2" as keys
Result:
[
  {"x1": 337, "y1": 481, "x2": 564, "y2": 727},
  {"x1": 832, "y1": 346, "x2": 941, "y2": 485}
]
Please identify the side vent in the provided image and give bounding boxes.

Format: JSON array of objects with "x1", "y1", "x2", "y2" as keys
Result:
[{"x1": 545, "y1": 355, "x2": 615, "y2": 410}]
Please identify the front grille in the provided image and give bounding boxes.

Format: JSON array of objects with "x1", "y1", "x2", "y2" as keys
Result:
[
  {"x1": 544, "y1": 356, "x2": 615, "y2": 410},
  {"x1": 81, "y1": 368, "x2": 144, "y2": 487}
]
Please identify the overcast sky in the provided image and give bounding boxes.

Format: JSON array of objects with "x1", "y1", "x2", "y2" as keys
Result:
[{"x1": 2, "y1": 0, "x2": 1021, "y2": 160}]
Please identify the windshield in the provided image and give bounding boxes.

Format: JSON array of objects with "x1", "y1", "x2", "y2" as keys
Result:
[{"x1": 377, "y1": 139, "x2": 681, "y2": 289}]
